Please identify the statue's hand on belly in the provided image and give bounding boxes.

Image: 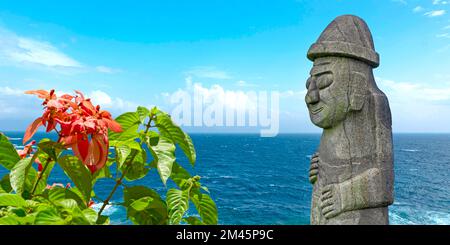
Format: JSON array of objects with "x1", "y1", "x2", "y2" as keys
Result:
[
  {"x1": 320, "y1": 184, "x2": 343, "y2": 219},
  {"x1": 309, "y1": 153, "x2": 319, "y2": 184}
]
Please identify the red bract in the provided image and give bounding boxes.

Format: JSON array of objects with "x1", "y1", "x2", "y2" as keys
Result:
[
  {"x1": 24, "y1": 89, "x2": 122, "y2": 173},
  {"x1": 17, "y1": 140, "x2": 36, "y2": 159}
]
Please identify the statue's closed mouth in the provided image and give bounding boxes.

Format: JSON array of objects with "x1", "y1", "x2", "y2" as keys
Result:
[{"x1": 311, "y1": 106, "x2": 323, "y2": 115}]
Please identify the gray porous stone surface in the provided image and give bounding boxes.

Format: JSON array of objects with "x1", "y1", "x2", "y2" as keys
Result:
[{"x1": 305, "y1": 15, "x2": 394, "y2": 225}]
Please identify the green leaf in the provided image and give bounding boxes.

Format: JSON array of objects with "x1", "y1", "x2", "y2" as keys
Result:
[
  {"x1": 0, "y1": 215, "x2": 20, "y2": 225},
  {"x1": 191, "y1": 190, "x2": 218, "y2": 225},
  {"x1": 170, "y1": 162, "x2": 192, "y2": 189},
  {"x1": 137, "y1": 106, "x2": 151, "y2": 123},
  {"x1": 10, "y1": 157, "x2": 34, "y2": 195},
  {"x1": 32, "y1": 159, "x2": 55, "y2": 195},
  {"x1": 109, "y1": 112, "x2": 141, "y2": 142},
  {"x1": 8, "y1": 207, "x2": 27, "y2": 217},
  {"x1": 122, "y1": 148, "x2": 148, "y2": 181},
  {"x1": 123, "y1": 186, "x2": 168, "y2": 225},
  {"x1": 96, "y1": 215, "x2": 110, "y2": 225},
  {"x1": 0, "y1": 133, "x2": 20, "y2": 170},
  {"x1": 0, "y1": 193, "x2": 26, "y2": 207},
  {"x1": 183, "y1": 216, "x2": 205, "y2": 225},
  {"x1": 145, "y1": 131, "x2": 160, "y2": 147},
  {"x1": 92, "y1": 164, "x2": 112, "y2": 184},
  {"x1": 34, "y1": 207, "x2": 66, "y2": 225},
  {"x1": 166, "y1": 188, "x2": 189, "y2": 225},
  {"x1": 116, "y1": 144, "x2": 131, "y2": 169},
  {"x1": 47, "y1": 187, "x2": 87, "y2": 209},
  {"x1": 37, "y1": 139, "x2": 63, "y2": 160},
  {"x1": 55, "y1": 198, "x2": 79, "y2": 210},
  {"x1": 82, "y1": 208, "x2": 98, "y2": 225},
  {"x1": 130, "y1": 196, "x2": 154, "y2": 211},
  {"x1": 149, "y1": 136, "x2": 176, "y2": 185},
  {"x1": 0, "y1": 174, "x2": 12, "y2": 193},
  {"x1": 57, "y1": 156, "x2": 92, "y2": 204},
  {"x1": 154, "y1": 110, "x2": 196, "y2": 165}
]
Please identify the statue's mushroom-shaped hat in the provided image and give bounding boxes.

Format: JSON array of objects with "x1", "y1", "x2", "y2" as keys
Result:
[{"x1": 307, "y1": 15, "x2": 379, "y2": 68}]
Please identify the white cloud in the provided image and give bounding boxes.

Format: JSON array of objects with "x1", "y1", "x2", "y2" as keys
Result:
[
  {"x1": 88, "y1": 90, "x2": 138, "y2": 111},
  {"x1": 413, "y1": 6, "x2": 424, "y2": 12},
  {"x1": 185, "y1": 66, "x2": 232, "y2": 79},
  {"x1": 0, "y1": 87, "x2": 138, "y2": 119},
  {"x1": 433, "y1": 0, "x2": 449, "y2": 5},
  {"x1": 0, "y1": 86, "x2": 24, "y2": 96},
  {"x1": 424, "y1": 10, "x2": 446, "y2": 17},
  {"x1": 95, "y1": 66, "x2": 122, "y2": 74},
  {"x1": 236, "y1": 80, "x2": 258, "y2": 87},
  {"x1": 436, "y1": 33, "x2": 450, "y2": 38},
  {"x1": 279, "y1": 89, "x2": 306, "y2": 98},
  {"x1": 392, "y1": 0, "x2": 407, "y2": 4},
  {"x1": 376, "y1": 77, "x2": 450, "y2": 132},
  {"x1": 444, "y1": 25, "x2": 450, "y2": 29},
  {"x1": 377, "y1": 77, "x2": 450, "y2": 102},
  {"x1": 0, "y1": 27, "x2": 81, "y2": 68},
  {"x1": 163, "y1": 77, "x2": 304, "y2": 110}
]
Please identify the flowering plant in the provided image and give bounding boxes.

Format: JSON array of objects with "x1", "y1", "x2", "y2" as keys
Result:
[{"x1": 0, "y1": 89, "x2": 217, "y2": 225}]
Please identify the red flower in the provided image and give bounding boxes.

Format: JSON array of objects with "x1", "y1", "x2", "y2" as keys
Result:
[
  {"x1": 35, "y1": 157, "x2": 43, "y2": 172},
  {"x1": 88, "y1": 200, "x2": 95, "y2": 208},
  {"x1": 17, "y1": 140, "x2": 36, "y2": 159},
  {"x1": 24, "y1": 89, "x2": 122, "y2": 173}
]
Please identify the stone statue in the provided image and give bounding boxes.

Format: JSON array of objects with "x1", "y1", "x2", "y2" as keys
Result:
[{"x1": 305, "y1": 15, "x2": 394, "y2": 225}]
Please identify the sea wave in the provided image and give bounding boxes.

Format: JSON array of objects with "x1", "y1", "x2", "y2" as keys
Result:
[
  {"x1": 390, "y1": 206, "x2": 450, "y2": 225},
  {"x1": 91, "y1": 203, "x2": 119, "y2": 216},
  {"x1": 7, "y1": 137, "x2": 22, "y2": 141},
  {"x1": 401, "y1": 149, "x2": 420, "y2": 152}
]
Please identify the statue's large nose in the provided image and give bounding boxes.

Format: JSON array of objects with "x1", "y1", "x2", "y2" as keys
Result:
[{"x1": 305, "y1": 80, "x2": 320, "y2": 105}]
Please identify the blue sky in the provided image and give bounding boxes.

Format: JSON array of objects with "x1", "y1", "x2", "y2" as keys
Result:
[{"x1": 0, "y1": 0, "x2": 449, "y2": 133}]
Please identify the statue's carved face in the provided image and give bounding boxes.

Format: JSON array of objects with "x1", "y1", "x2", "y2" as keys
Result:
[{"x1": 305, "y1": 57, "x2": 349, "y2": 128}]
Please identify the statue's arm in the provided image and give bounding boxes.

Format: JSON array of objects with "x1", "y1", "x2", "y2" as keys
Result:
[{"x1": 338, "y1": 167, "x2": 394, "y2": 212}]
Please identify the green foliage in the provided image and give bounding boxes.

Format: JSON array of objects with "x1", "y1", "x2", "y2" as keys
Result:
[
  {"x1": 121, "y1": 148, "x2": 148, "y2": 181},
  {"x1": 154, "y1": 110, "x2": 196, "y2": 165},
  {"x1": 0, "y1": 106, "x2": 218, "y2": 225},
  {"x1": 149, "y1": 136, "x2": 176, "y2": 185},
  {"x1": 123, "y1": 186, "x2": 167, "y2": 225},
  {"x1": 191, "y1": 190, "x2": 218, "y2": 225},
  {"x1": 57, "y1": 156, "x2": 93, "y2": 204},
  {"x1": 0, "y1": 133, "x2": 20, "y2": 170},
  {"x1": 109, "y1": 112, "x2": 140, "y2": 143},
  {"x1": 0, "y1": 193, "x2": 26, "y2": 207},
  {"x1": 166, "y1": 188, "x2": 189, "y2": 224},
  {"x1": 0, "y1": 175, "x2": 12, "y2": 193},
  {"x1": 10, "y1": 157, "x2": 34, "y2": 195}
]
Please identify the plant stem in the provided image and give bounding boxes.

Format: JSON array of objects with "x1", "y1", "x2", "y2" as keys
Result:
[
  {"x1": 30, "y1": 156, "x2": 51, "y2": 195},
  {"x1": 97, "y1": 115, "x2": 154, "y2": 217},
  {"x1": 31, "y1": 136, "x2": 62, "y2": 196}
]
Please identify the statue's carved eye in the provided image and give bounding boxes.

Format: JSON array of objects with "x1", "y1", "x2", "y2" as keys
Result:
[
  {"x1": 306, "y1": 77, "x2": 313, "y2": 89},
  {"x1": 316, "y1": 73, "x2": 333, "y2": 89}
]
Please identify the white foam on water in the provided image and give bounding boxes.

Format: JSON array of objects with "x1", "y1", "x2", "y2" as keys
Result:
[
  {"x1": 401, "y1": 149, "x2": 419, "y2": 152},
  {"x1": 220, "y1": 175, "x2": 235, "y2": 179},
  {"x1": 389, "y1": 206, "x2": 450, "y2": 225},
  {"x1": 7, "y1": 137, "x2": 22, "y2": 141},
  {"x1": 91, "y1": 203, "x2": 119, "y2": 216}
]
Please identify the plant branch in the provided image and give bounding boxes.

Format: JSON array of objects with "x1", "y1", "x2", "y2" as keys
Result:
[
  {"x1": 30, "y1": 156, "x2": 51, "y2": 196},
  {"x1": 97, "y1": 115, "x2": 154, "y2": 217}
]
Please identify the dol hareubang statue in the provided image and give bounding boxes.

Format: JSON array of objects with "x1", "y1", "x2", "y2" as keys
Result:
[{"x1": 305, "y1": 15, "x2": 394, "y2": 225}]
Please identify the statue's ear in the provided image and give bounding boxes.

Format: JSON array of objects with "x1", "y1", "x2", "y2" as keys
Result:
[{"x1": 350, "y1": 72, "x2": 366, "y2": 111}]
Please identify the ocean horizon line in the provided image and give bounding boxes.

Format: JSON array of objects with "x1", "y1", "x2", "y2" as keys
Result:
[{"x1": 3, "y1": 130, "x2": 450, "y2": 135}]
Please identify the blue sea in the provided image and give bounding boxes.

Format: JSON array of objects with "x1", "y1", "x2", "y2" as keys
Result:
[{"x1": 2, "y1": 132, "x2": 450, "y2": 225}]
